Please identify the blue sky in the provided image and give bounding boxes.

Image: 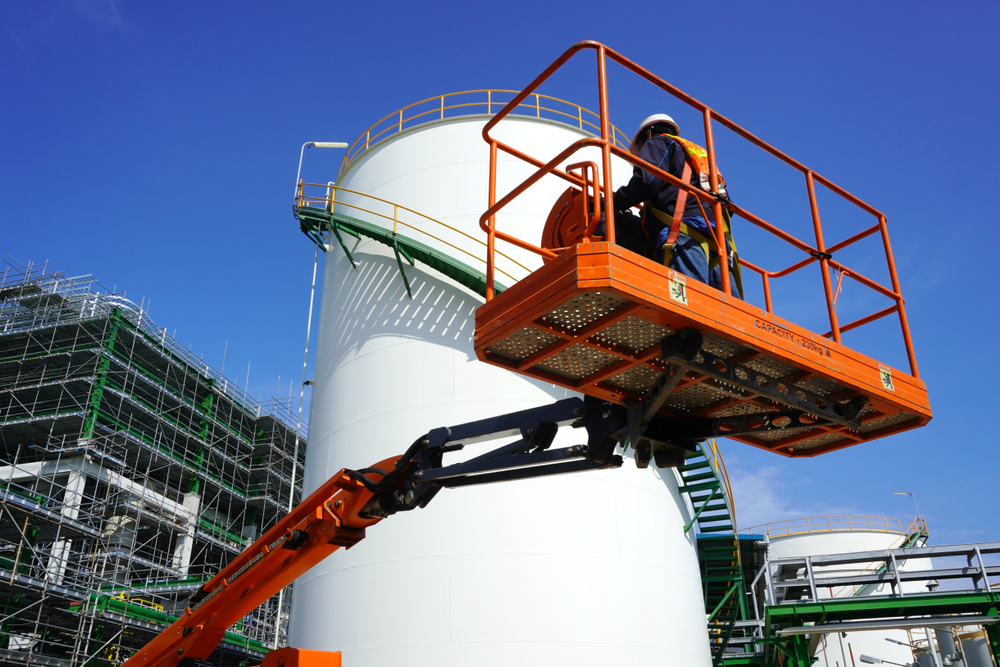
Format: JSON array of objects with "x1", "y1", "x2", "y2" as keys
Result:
[{"x1": 2, "y1": 1, "x2": 997, "y2": 544}]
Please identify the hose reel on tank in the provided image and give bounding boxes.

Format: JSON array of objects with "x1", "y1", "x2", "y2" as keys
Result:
[{"x1": 541, "y1": 161, "x2": 605, "y2": 255}]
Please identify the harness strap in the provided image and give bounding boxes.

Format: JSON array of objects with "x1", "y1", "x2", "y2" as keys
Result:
[
  {"x1": 664, "y1": 161, "x2": 693, "y2": 251},
  {"x1": 650, "y1": 207, "x2": 712, "y2": 269},
  {"x1": 649, "y1": 203, "x2": 746, "y2": 298},
  {"x1": 639, "y1": 136, "x2": 744, "y2": 297}
]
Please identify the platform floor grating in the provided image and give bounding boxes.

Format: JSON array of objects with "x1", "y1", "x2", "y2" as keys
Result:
[{"x1": 483, "y1": 289, "x2": 921, "y2": 456}]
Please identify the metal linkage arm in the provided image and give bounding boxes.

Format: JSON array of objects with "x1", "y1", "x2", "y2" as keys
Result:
[
  {"x1": 643, "y1": 328, "x2": 869, "y2": 447},
  {"x1": 123, "y1": 399, "x2": 627, "y2": 667},
  {"x1": 359, "y1": 397, "x2": 624, "y2": 519}
]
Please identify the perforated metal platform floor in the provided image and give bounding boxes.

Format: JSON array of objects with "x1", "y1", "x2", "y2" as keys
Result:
[{"x1": 474, "y1": 243, "x2": 931, "y2": 457}]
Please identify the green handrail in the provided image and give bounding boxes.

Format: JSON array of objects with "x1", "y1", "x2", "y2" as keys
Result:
[{"x1": 296, "y1": 206, "x2": 506, "y2": 300}]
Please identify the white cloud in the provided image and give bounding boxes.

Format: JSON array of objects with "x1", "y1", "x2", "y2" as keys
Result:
[
  {"x1": 725, "y1": 463, "x2": 862, "y2": 532},
  {"x1": 726, "y1": 465, "x2": 797, "y2": 530}
]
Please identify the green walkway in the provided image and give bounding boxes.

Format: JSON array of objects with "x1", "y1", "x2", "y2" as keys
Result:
[
  {"x1": 761, "y1": 591, "x2": 1000, "y2": 667},
  {"x1": 296, "y1": 205, "x2": 505, "y2": 299}
]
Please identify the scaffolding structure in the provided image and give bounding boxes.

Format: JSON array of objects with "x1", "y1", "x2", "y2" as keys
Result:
[{"x1": 0, "y1": 261, "x2": 306, "y2": 666}]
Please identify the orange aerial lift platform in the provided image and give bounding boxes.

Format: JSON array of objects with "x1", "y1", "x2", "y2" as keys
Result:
[{"x1": 475, "y1": 41, "x2": 931, "y2": 457}]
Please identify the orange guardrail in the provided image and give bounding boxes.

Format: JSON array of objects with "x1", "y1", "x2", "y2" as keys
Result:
[
  {"x1": 338, "y1": 89, "x2": 631, "y2": 178},
  {"x1": 478, "y1": 41, "x2": 919, "y2": 379},
  {"x1": 741, "y1": 515, "x2": 928, "y2": 539}
]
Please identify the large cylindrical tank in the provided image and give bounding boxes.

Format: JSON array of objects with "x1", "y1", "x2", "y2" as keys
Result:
[
  {"x1": 960, "y1": 632, "x2": 996, "y2": 667},
  {"x1": 288, "y1": 111, "x2": 712, "y2": 667},
  {"x1": 762, "y1": 522, "x2": 927, "y2": 667}
]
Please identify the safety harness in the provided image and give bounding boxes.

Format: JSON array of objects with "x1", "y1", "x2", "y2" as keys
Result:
[{"x1": 642, "y1": 134, "x2": 744, "y2": 296}]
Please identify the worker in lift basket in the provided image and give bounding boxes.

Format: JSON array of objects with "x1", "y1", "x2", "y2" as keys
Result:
[{"x1": 612, "y1": 113, "x2": 743, "y2": 298}]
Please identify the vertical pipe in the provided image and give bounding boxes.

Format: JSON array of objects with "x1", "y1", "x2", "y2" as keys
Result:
[
  {"x1": 440, "y1": 95, "x2": 444, "y2": 120},
  {"x1": 878, "y1": 214, "x2": 920, "y2": 378},
  {"x1": 393, "y1": 204, "x2": 399, "y2": 235},
  {"x1": 805, "y1": 556, "x2": 819, "y2": 602},
  {"x1": 806, "y1": 171, "x2": 841, "y2": 342},
  {"x1": 763, "y1": 272, "x2": 773, "y2": 314},
  {"x1": 9, "y1": 517, "x2": 29, "y2": 586},
  {"x1": 975, "y1": 547, "x2": 991, "y2": 591},
  {"x1": 596, "y1": 46, "x2": 615, "y2": 245},
  {"x1": 536, "y1": 93, "x2": 540, "y2": 118},
  {"x1": 487, "y1": 90, "x2": 491, "y2": 115},
  {"x1": 398, "y1": 110, "x2": 403, "y2": 132},
  {"x1": 702, "y1": 109, "x2": 731, "y2": 295},
  {"x1": 366, "y1": 130, "x2": 370, "y2": 150},
  {"x1": 926, "y1": 628, "x2": 945, "y2": 667},
  {"x1": 764, "y1": 553, "x2": 776, "y2": 605},
  {"x1": 275, "y1": 242, "x2": 320, "y2": 649},
  {"x1": 486, "y1": 141, "x2": 497, "y2": 300},
  {"x1": 889, "y1": 552, "x2": 905, "y2": 597}
]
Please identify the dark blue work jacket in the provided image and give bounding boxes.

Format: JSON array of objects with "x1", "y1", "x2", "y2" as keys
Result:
[{"x1": 613, "y1": 134, "x2": 710, "y2": 238}]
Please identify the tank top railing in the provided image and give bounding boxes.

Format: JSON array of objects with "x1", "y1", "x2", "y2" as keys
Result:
[
  {"x1": 740, "y1": 515, "x2": 928, "y2": 539},
  {"x1": 296, "y1": 182, "x2": 531, "y2": 285},
  {"x1": 338, "y1": 90, "x2": 631, "y2": 177},
  {"x1": 479, "y1": 41, "x2": 919, "y2": 379}
]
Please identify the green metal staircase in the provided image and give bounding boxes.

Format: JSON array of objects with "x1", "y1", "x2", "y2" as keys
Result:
[
  {"x1": 679, "y1": 443, "x2": 746, "y2": 666},
  {"x1": 296, "y1": 205, "x2": 505, "y2": 299}
]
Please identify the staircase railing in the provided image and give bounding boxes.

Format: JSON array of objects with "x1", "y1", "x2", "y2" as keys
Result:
[{"x1": 679, "y1": 441, "x2": 746, "y2": 666}]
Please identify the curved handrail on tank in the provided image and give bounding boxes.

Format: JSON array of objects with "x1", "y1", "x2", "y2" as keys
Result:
[
  {"x1": 708, "y1": 439, "x2": 737, "y2": 534},
  {"x1": 296, "y1": 182, "x2": 531, "y2": 285},
  {"x1": 338, "y1": 89, "x2": 631, "y2": 177},
  {"x1": 707, "y1": 437, "x2": 744, "y2": 577},
  {"x1": 740, "y1": 515, "x2": 929, "y2": 539},
  {"x1": 478, "y1": 41, "x2": 919, "y2": 379}
]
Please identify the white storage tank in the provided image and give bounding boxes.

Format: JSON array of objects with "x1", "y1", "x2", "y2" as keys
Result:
[
  {"x1": 751, "y1": 517, "x2": 929, "y2": 667},
  {"x1": 288, "y1": 101, "x2": 713, "y2": 667}
]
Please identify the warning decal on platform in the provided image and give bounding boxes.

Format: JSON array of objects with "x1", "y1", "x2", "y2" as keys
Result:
[
  {"x1": 879, "y1": 364, "x2": 895, "y2": 392},
  {"x1": 668, "y1": 274, "x2": 688, "y2": 306}
]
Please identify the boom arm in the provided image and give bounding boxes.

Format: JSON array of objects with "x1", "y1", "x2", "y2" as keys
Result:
[{"x1": 122, "y1": 397, "x2": 645, "y2": 667}]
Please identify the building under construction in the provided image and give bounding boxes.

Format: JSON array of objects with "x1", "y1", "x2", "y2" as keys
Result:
[{"x1": 0, "y1": 261, "x2": 305, "y2": 666}]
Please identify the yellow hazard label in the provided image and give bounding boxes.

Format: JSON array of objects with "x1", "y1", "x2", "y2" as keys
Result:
[
  {"x1": 879, "y1": 364, "x2": 894, "y2": 392},
  {"x1": 668, "y1": 274, "x2": 688, "y2": 306}
]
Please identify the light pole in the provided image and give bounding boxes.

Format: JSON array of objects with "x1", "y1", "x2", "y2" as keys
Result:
[
  {"x1": 893, "y1": 490, "x2": 921, "y2": 520},
  {"x1": 294, "y1": 141, "x2": 349, "y2": 199},
  {"x1": 277, "y1": 139, "x2": 348, "y2": 649}
]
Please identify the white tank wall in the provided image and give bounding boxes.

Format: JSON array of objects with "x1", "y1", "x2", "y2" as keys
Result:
[
  {"x1": 328, "y1": 115, "x2": 635, "y2": 284},
  {"x1": 768, "y1": 529, "x2": 927, "y2": 667},
  {"x1": 288, "y1": 116, "x2": 711, "y2": 667},
  {"x1": 960, "y1": 633, "x2": 995, "y2": 667}
]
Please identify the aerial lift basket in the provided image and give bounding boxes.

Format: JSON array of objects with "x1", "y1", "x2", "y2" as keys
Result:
[{"x1": 474, "y1": 42, "x2": 930, "y2": 457}]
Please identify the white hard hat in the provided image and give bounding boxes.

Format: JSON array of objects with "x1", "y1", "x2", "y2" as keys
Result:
[{"x1": 629, "y1": 114, "x2": 679, "y2": 155}]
